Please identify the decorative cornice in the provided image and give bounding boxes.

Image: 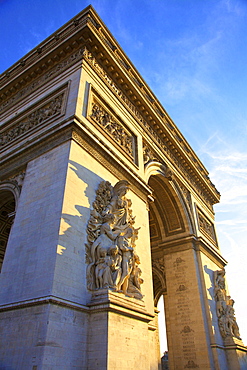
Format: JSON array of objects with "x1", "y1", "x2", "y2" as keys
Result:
[
  {"x1": 0, "y1": 5, "x2": 94, "y2": 89},
  {"x1": 0, "y1": 48, "x2": 84, "y2": 116},
  {"x1": 153, "y1": 234, "x2": 225, "y2": 266}
]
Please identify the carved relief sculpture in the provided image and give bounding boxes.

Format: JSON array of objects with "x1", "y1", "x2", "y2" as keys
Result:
[
  {"x1": 90, "y1": 99, "x2": 136, "y2": 161},
  {"x1": 197, "y1": 208, "x2": 217, "y2": 243},
  {"x1": 0, "y1": 93, "x2": 64, "y2": 148},
  {"x1": 214, "y1": 269, "x2": 241, "y2": 340},
  {"x1": 86, "y1": 180, "x2": 143, "y2": 299}
]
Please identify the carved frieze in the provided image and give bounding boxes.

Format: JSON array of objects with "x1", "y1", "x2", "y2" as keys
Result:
[
  {"x1": 88, "y1": 92, "x2": 137, "y2": 163},
  {"x1": 214, "y1": 269, "x2": 241, "y2": 340},
  {"x1": 0, "y1": 89, "x2": 67, "y2": 148},
  {"x1": 86, "y1": 180, "x2": 143, "y2": 299},
  {"x1": 196, "y1": 208, "x2": 217, "y2": 244}
]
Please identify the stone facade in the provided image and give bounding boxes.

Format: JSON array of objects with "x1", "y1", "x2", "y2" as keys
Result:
[{"x1": 0, "y1": 5, "x2": 246, "y2": 369}]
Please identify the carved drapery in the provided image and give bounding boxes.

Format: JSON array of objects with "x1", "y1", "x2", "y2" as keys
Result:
[
  {"x1": 214, "y1": 269, "x2": 241, "y2": 340},
  {"x1": 86, "y1": 180, "x2": 143, "y2": 299}
]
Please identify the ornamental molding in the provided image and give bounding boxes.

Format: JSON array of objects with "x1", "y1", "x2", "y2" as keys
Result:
[
  {"x1": 143, "y1": 142, "x2": 159, "y2": 165},
  {"x1": 0, "y1": 170, "x2": 26, "y2": 188},
  {"x1": 0, "y1": 170, "x2": 26, "y2": 207},
  {"x1": 0, "y1": 49, "x2": 83, "y2": 116},
  {"x1": 7, "y1": 171, "x2": 26, "y2": 188},
  {"x1": 0, "y1": 84, "x2": 69, "y2": 149},
  {"x1": 176, "y1": 178, "x2": 193, "y2": 214}
]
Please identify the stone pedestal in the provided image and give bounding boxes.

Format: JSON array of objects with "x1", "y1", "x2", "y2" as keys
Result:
[
  {"x1": 87, "y1": 290, "x2": 157, "y2": 369},
  {"x1": 224, "y1": 337, "x2": 247, "y2": 370}
]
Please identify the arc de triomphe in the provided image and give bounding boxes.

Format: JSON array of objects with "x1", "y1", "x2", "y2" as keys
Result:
[{"x1": 0, "y1": 6, "x2": 246, "y2": 369}]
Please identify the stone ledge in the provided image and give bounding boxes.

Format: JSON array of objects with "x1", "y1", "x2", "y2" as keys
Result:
[
  {"x1": 0, "y1": 295, "x2": 89, "y2": 313},
  {"x1": 88, "y1": 289, "x2": 154, "y2": 323},
  {"x1": 224, "y1": 337, "x2": 247, "y2": 352}
]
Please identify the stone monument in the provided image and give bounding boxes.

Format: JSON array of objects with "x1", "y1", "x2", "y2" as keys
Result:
[{"x1": 0, "y1": 5, "x2": 246, "y2": 369}]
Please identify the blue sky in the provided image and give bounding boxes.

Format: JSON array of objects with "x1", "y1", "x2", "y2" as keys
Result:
[{"x1": 1, "y1": 0, "x2": 247, "y2": 349}]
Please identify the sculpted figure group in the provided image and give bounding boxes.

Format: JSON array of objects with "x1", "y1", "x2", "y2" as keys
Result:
[
  {"x1": 86, "y1": 180, "x2": 143, "y2": 299},
  {"x1": 214, "y1": 269, "x2": 241, "y2": 340}
]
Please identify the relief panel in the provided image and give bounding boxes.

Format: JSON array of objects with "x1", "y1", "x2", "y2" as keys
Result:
[
  {"x1": 196, "y1": 207, "x2": 217, "y2": 245},
  {"x1": 87, "y1": 88, "x2": 138, "y2": 165},
  {"x1": 0, "y1": 84, "x2": 69, "y2": 149}
]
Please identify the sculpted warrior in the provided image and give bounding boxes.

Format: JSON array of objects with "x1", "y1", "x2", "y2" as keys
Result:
[
  {"x1": 86, "y1": 180, "x2": 143, "y2": 299},
  {"x1": 214, "y1": 269, "x2": 241, "y2": 340},
  {"x1": 102, "y1": 180, "x2": 131, "y2": 228}
]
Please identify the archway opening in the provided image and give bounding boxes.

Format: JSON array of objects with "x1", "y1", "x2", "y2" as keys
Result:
[
  {"x1": 0, "y1": 190, "x2": 16, "y2": 272},
  {"x1": 148, "y1": 171, "x2": 191, "y2": 367},
  {"x1": 157, "y1": 296, "x2": 168, "y2": 367}
]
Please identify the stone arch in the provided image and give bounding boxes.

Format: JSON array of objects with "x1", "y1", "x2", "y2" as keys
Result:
[
  {"x1": 0, "y1": 181, "x2": 21, "y2": 272},
  {"x1": 145, "y1": 161, "x2": 193, "y2": 246},
  {"x1": 0, "y1": 181, "x2": 22, "y2": 207},
  {"x1": 152, "y1": 263, "x2": 166, "y2": 307},
  {"x1": 146, "y1": 161, "x2": 195, "y2": 356}
]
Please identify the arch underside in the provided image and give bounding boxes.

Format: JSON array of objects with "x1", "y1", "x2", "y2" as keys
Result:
[
  {"x1": 148, "y1": 174, "x2": 191, "y2": 304},
  {"x1": 149, "y1": 174, "x2": 189, "y2": 246}
]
